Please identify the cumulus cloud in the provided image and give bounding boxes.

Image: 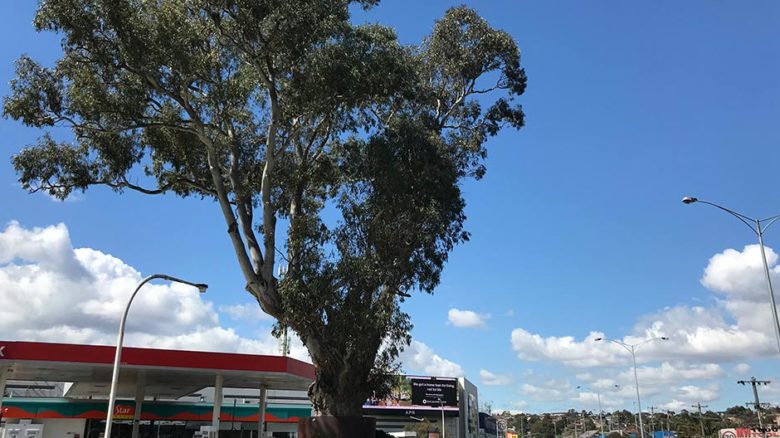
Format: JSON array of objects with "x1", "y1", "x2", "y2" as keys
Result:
[
  {"x1": 510, "y1": 245, "x2": 780, "y2": 368},
  {"x1": 662, "y1": 400, "x2": 690, "y2": 411},
  {"x1": 506, "y1": 400, "x2": 528, "y2": 414},
  {"x1": 400, "y1": 340, "x2": 464, "y2": 377},
  {"x1": 674, "y1": 385, "x2": 719, "y2": 402},
  {"x1": 0, "y1": 221, "x2": 308, "y2": 361},
  {"x1": 480, "y1": 369, "x2": 514, "y2": 386},
  {"x1": 734, "y1": 363, "x2": 751, "y2": 374},
  {"x1": 219, "y1": 302, "x2": 274, "y2": 322},
  {"x1": 448, "y1": 308, "x2": 489, "y2": 328},
  {"x1": 521, "y1": 379, "x2": 573, "y2": 402},
  {"x1": 573, "y1": 389, "x2": 626, "y2": 410},
  {"x1": 658, "y1": 385, "x2": 720, "y2": 411},
  {"x1": 617, "y1": 362, "x2": 724, "y2": 385},
  {"x1": 511, "y1": 330, "x2": 624, "y2": 367}
]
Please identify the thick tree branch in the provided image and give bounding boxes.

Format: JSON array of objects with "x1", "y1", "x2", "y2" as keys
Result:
[
  {"x1": 259, "y1": 56, "x2": 279, "y2": 283},
  {"x1": 437, "y1": 90, "x2": 467, "y2": 129},
  {"x1": 31, "y1": 175, "x2": 218, "y2": 199},
  {"x1": 196, "y1": 123, "x2": 280, "y2": 317},
  {"x1": 228, "y1": 126, "x2": 264, "y2": 272}
]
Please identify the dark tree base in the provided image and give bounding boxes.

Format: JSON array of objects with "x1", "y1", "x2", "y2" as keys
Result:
[{"x1": 297, "y1": 416, "x2": 377, "y2": 438}]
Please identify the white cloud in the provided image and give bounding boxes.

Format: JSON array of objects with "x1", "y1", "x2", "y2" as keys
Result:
[
  {"x1": 510, "y1": 245, "x2": 780, "y2": 368},
  {"x1": 219, "y1": 302, "x2": 273, "y2": 322},
  {"x1": 658, "y1": 385, "x2": 719, "y2": 411},
  {"x1": 569, "y1": 363, "x2": 723, "y2": 410},
  {"x1": 662, "y1": 400, "x2": 690, "y2": 411},
  {"x1": 734, "y1": 363, "x2": 751, "y2": 374},
  {"x1": 400, "y1": 340, "x2": 464, "y2": 377},
  {"x1": 480, "y1": 369, "x2": 514, "y2": 386},
  {"x1": 0, "y1": 221, "x2": 308, "y2": 362},
  {"x1": 521, "y1": 379, "x2": 573, "y2": 402},
  {"x1": 674, "y1": 384, "x2": 719, "y2": 403},
  {"x1": 505, "y1": 400, "x2": 528, "y2": 414},
  {"x1": 511, "y1": 330, "x2": 623, "y2": 367},
  {"x1": 701, "y1": 245, "x2": 776, "y2": 300},
  {"x1": 617, "y1": 362, "x2": 724, "y2": 385},
  {"x1": 448, "y1": 308, "x2": 490, "y2": 328}
]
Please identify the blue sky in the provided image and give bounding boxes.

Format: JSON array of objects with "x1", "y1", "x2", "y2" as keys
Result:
[{"x1": 2, "y1": 1, "x2": 780, "y2": 414}]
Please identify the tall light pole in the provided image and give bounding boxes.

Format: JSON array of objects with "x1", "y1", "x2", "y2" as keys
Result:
[
  {"x1": 577, "y1": 384, "x2": 619, "y2": 438},
  {"x1": 595, "y1": 337, "x2": 669, "y2": 438},
  {"x1": 682, "y1": 196, "x2": 780, "y2": 354},
  {"x1": 104, "y1": 274, "x2": 207, "y2": 438}
]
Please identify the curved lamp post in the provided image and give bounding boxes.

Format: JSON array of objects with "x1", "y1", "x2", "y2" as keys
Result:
[
  {"x1": 577, "y1": 384, "x2": 619, "y2": 438},
  {"x1": 104, "y1": 274, "x2": 208, "y2": 438},
  {"x1": 594, "y1": 337, "x2": 668, "y2": 438},
  {"x1": 682, "y1": 196, "x2": 780, "y2": 355}
]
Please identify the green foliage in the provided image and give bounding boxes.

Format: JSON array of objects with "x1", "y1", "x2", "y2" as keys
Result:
[
  {"x1": 404, "y1": 419, "x2": 446, "y2": 438},
  {"x1": 5, "y1": 0, "x2": 525, "y2": 416}
]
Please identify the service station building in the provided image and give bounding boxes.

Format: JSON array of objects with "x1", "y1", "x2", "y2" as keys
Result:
[{"x1": 0, "y1": 341, "x2": 483, "y2": 438}]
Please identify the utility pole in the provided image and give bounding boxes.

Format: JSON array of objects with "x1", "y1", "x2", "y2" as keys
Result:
[
  {"x1": 691, "y1": 403, "x2": 707, "y2": 438},
  {"x1": 520, "y1": 414, "x2": 524, "y2": 438},
  {"x1": 649, "y1": 406, "x2": 656, "y2": 438},
  {"x1": 738, "y1": 377, "x2": 771, "y2": 438},
  {"x1": 665, "y1": 411, "x2": 672, "y2": 438},
  {"x1": 574, "y1": 417, "x2": 577, "y2": 438}
]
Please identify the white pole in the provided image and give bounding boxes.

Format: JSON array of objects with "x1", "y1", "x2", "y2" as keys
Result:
[
  {"x1": 258, "y1": 386, "x2": 267, "y2": 438},
  {"x1": 130, "y1": 374, "x2": 146, "y2": 438},
  {"x1": 213, "y1": 374, "x2": 223, "y2": 438},
  {"x1": 757, "y1": 227, "x2": 780, "y2": 354},
  {"x1": 597, "y1": 392, "x2": 605, "y2": 438},
  {"x1": 631, "y1": 346, "x2": 646, "y2": 438},
  {"x1": 441, "y1": 400, "x2": 445, "y2": 438},
  {"x1": 104, "y1": 274, "x2": 206, "y2": 438}
]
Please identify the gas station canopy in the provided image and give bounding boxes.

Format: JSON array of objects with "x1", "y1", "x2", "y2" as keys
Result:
[{"x1": 0, "y1": 340, "x2": 315, "y2": 399}]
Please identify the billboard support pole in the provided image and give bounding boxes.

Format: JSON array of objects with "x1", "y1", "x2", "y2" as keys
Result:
[{"x1": 442, "y1": 400, "x2": 445, "y2": 438}]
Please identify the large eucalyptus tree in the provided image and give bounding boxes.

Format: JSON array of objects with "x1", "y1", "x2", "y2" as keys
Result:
[{"x1": 5, "y1": 0, "x2": 526, "y2": 416}]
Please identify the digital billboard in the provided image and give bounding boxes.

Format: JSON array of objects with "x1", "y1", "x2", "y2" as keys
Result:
[
  {"x1": 411, "y1": 377, "x2": 458, "y2": 407},
  {"x1": 363, "y1": 375, "x2": 459, "y2": 416}
]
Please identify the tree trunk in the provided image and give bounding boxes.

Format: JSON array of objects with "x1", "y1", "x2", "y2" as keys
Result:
[
  {"x1": 297, "y1": 416, "x2": 376, "y2": 438},
  {"x1": 299, "y1": 369, "x2": 377, "y2": 438},
  {"x1": 308, "y1": 372, "x2": 370, "y2": 416}
]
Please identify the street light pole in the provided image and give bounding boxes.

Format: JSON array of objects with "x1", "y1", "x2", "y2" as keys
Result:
[
  {"x1": 577, "y1": 384, "x2": 619, "y2": 438},
  {"x1": 682, "y1": 196, "x2": 780, "y2": 354},
  {"x1": 595, "y1": 337, "x2": 669, "y2": 438},
  {"x1": 577, "y1": 387, "x2": 604, "y2": 438},
  {"x1": 104, "y1": 274, "x2": 207, "y2": 438}
]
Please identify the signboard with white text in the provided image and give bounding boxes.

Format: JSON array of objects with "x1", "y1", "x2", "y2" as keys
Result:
[{"x1": 363, "y1": 375, "x2": 459, "y2": 415}]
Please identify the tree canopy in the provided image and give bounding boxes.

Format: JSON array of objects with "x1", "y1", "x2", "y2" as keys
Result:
[{"x1": 5, "y1": 0, "x2": 526, "y2": 415}]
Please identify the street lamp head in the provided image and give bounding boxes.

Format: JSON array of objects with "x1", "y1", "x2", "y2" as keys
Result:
[
  {"x1": 660, "y1": 336, "x2": 669, "y2": 341},
  {"x1": 681, "y1": 196, "x2": 698, "y2": 204},
  {"x1": 196, "y1": 284, "x2": 208, "y2": 293}
]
